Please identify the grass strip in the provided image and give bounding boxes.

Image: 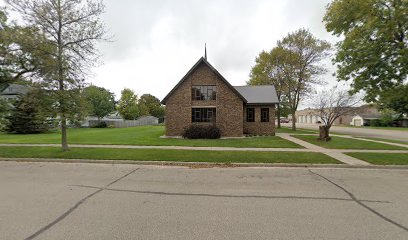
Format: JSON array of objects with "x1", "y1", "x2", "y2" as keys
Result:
[
  {"x1": 353, "y1": 137, "x2": 408, "y2": 146},
  {"x1": 346, "y1": 153, "x2": 408, "y2": 165},
  {"x1": 292, "y1": 135, "x2": 406, "y2": 150},
  {"x1": 0, "y1": 147, "x2": 340, "y2": 164}
]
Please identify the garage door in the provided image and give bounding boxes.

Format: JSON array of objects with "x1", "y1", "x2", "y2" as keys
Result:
[{"x1": 354, "y1": 119, "x2": 362, "y2": 126}]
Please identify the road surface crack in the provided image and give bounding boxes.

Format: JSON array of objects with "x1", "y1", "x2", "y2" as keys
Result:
[
  {"x1": 308, "y1": 169, "x2": 408, "y2": 232},
  {"x1": 23, "y1": 168, "x2": 140, "y2": 240}
]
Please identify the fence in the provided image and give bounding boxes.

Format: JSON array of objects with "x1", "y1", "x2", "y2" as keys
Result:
[{"x1": 88, "y1": 116, "x2": 159, "y2": 128}]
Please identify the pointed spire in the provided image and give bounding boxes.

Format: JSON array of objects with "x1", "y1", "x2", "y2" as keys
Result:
[{"x1": 204, "y1": 43, "x2": 207, "y2": 60}]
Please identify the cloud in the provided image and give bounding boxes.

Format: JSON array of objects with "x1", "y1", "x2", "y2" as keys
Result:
[{"x1": 2, "y1": 0, "x2": 343, "y2": 108}]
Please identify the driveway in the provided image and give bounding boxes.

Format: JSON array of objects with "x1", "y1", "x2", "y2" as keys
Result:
[
  {"x1": 1, "y1": 162, "x2": 407, "y2": 240},
  {"x1": 283, "y1": 123, "x2": 408, "y2": 142}
]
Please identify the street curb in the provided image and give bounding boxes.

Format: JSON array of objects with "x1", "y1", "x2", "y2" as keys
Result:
[{"x1": 1, "y1": 158, "x2": 408, "y2": 170}]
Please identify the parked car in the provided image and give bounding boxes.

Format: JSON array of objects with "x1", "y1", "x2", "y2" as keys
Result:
[{"x1": 280, "y1": 118, "x2": 290, "y2": 123}]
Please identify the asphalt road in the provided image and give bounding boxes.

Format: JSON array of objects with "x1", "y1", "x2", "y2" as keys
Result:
[
  {"x1": 1, "y1": 162, "x2": 407, "y2": 240},
  {"x1": 282, "y1": 123, "x2": 408, "y2": 142}
]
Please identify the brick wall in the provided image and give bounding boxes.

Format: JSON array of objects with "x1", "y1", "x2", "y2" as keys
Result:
[
  {"x1": 164, "y1": 62, "x2": 244, "y2": 137},
  {"x1": 243, "y1": 105, "x2": 276, "y2": 135}
]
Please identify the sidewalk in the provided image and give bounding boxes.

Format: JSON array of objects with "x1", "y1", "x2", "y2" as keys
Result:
[
  {"x1": 1, "y1": 141, "x2": 407, "y2": 166},
  {"x1": 277, "y1": 134, "x2": 371, "y2": 166}
]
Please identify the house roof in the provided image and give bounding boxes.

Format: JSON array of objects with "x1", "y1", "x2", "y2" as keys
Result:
[
  {"x1": 357, "y1": 114, "x2": 382, "y2": 119},
  {"x1": 0, "y1": 83, "x2": 8, "y2": 92},
  {"x1": 234, "y1": 85, "x2": 279, "y2": 105},
  {"x1": 161, "y1": 57, "x2": 247, "y2": 104},
  {"x1": 0, "y1": 84, "x2": 30, "y2": 95}
]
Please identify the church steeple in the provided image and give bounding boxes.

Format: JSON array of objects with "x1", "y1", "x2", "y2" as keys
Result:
[{"x1": 204, "y1": 43, "x2": 207, "y2": 60}]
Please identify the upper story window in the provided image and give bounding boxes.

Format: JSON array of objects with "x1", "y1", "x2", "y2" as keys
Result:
[
  {"x1": 246, "y1": 108, "x2": 255, "y2": 122},
  {"x1": 261, "y1": 108, "x2": 269, "y2": 122},
  {"x1": 192, "y1": 85, "x2": 216, "y2": 100}
]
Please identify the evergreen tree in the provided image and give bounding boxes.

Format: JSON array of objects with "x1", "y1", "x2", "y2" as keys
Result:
[{"x1": 6, "y1": 90, "x2": 53, "y2": 134}]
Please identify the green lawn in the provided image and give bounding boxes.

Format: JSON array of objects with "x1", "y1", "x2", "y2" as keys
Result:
[
  {"x1": 0, "y1": 126, "x2": 302, "y2": 148},
  {"x1": 276, "y1": 127, "x2": 316, "y2": 134},
  {"x1": 346, "y1": 153, "x2": 408, "y2": 165},
  {"x1": 353, "y1": 137, "x2": 408, "y2": 145},
  {"x1": 292, "y1": 135, "x2": 407, "y2": 150},
  {"x1": 0, "y1": 147, "x2": 340, "y2": 164}
]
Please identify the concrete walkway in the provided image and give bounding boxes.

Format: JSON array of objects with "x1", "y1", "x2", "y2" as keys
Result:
[
  {"x1": 282, "y1": 123, "x2": 408, "y2": 142},
  {"x1": 277, "y1": 134, "x2": 371, "y2": 166},
  {"x1": 1, "y1": 143, "x2": 408, "y2": 154}
]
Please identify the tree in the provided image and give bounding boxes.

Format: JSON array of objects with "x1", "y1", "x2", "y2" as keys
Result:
[
  {"x1": 139, "y1": 94, "x2": 165, "y2": 118},
  {"x1": 0, "y1": 8, "x2": 54, "y2": 84},
  {"x1": 380, "y1": 109, "x2": 397, "y2": 126},
  {"x1": 65, "y1": 88, "x2": 90, "y2": 127},
  {"x1": 0, "y1": 98, "x2": 10, "y2": 130},
  {"x1": 324, "y1": 0, "x2": 408, "y2": 103},
  {"x1": 278, "y1": 29, "x2": 331, "y2": 130},
  {"x1": 6, "y1": 0, "x2": 108, "y2": 151},
  {"x1": 5, "y1": 89, "x2": 55, "y2": 134},
  {"x1": 378, "y1": 85, "x2": 408, "y2": 116},
  {"x1": 248, "y1": 48, "x2": 288, "y2": 128},
  {"x1": 313, "y1": 87, "x2": 360, "y2": 141},
  {"x1": 83, "y1": 85, "x2": 115, "y2": 121},
  {"x1": 117, "y1": 88, "x2": 140, "y2": 120},
  {"x1": 138, "y1": 103, "x2": 150, "y2": 116}
]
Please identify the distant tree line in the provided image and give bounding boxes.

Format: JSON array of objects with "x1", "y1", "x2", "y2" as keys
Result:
[{"x1": 1, "y1": 84, "x2": 165, "y2": 133}]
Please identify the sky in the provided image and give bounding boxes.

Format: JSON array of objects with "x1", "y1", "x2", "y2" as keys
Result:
[
  {"x1": 2, "y1": 0, "x2": 343, "y2": 107},
  {"x1": 91, "y1": 0, "x2": 340, "y2": 104}
]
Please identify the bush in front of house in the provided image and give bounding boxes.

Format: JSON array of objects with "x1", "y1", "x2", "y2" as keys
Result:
[{"x1": 182, "y1": 125, "x2": 221, "y2": 139}]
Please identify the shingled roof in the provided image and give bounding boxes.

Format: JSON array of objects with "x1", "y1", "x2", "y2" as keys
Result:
[
  {"x1": 234, "y1": 85, "x2": 279, "y2": 105},
  {"x1": 161, "y1": 57, "x2": 279, "y2": 105}
]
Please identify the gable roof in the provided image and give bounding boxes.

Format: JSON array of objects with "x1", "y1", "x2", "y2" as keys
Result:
[
  {"x1": 0, "y1": 83, "x2": 8, "y2": 92},
  {"x1": 234, "y1": 85, "x2": 279, "y2": 105},
  {"x1": 161, "y1": 57, "x2": 247, "y2": 104},
  {"x1": 0, "y1": 83, "x2": 30, "y2": 95}
]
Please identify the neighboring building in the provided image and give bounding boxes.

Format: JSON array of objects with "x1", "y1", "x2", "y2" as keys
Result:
[
  {"x1": 81, "y1": 113, "x2": 159, "y2": 128},
  {"x1": 351, "y1": 114, "x2": 408, "y2": 127},
  {"x1": 161, "y1": 57, "x2": 279, "y2": 137},
  {"x1": 0, "y1": 83, "x2": 30, "y2": 101},
  {"x1": 294, "y1": 105, "x2": 379, "y2": 126},
  {"x1": 350, "y1": 114, "x2": 381, "y2": 127}
]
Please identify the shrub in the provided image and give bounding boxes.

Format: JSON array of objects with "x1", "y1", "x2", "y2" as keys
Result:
[
  {"x1": 92, "y1": 121, "x2": 108, "y2": 128},
  {"x1": 182, "y1": 125, "x2": 221, "y2": 139},
  {"x1": 370, "y1": 119, "x2": 384, "y2": 127}
]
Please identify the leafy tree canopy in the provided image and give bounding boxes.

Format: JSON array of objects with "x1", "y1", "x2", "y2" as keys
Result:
[
  {"x1": 117, "y1": 88, "x2": 140, "y2": 120},
  {"x1": 83, "y1": 85, "x2": 115, "y2": 120},
  {"x1": 0, "y1": 8, "x2": 54, "y2": 84},
  {"x1": 378, "y1": 84, "x2": 408, "y2": 116},
  {"x1": 139, "y1": 94, "x2": 165, "y2": 118},
  {"x1": 324, "y1": 0, "x2": 408, "y2": 102}
]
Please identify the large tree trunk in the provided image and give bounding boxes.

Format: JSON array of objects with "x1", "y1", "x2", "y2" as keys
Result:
[
  {"x1": 291, "y1": 109, "x2": 296, "y2": 131},
  {"x1": 277, "y1": 104, "x2": 281, "y2": 129},
  {"x1": 61, "y1": 116, "x2": 69, "y2": 151},
  {"x1": 319, "y1": 125, "x2": 331, "y2": 141}
]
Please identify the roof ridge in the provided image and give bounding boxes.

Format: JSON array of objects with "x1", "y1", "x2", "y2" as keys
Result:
[{"x1": 161, "y1": 57, "x2": 247, "y2": 104}]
